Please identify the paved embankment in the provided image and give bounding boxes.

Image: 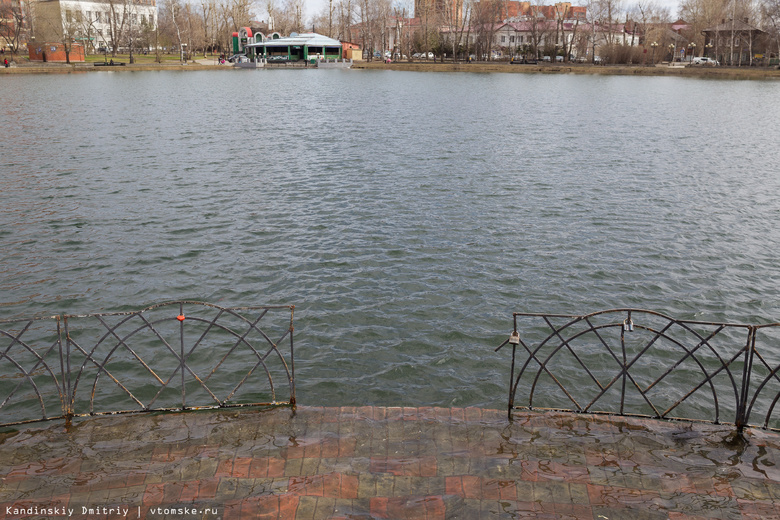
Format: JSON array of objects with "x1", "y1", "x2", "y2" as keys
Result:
[{"x1": 2, "y1": 406, "x2": 779, "y2": 519}]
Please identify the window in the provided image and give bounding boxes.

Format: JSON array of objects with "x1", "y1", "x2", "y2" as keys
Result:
[
  {"x1": 149, "y1": 15, "x2": 154, "y2": 26},
  {"x1": 95, "y1": 11, "x2": 101, "y2": 22},
  {"x1": 510, "y1": 36, "x2": 515, "y2": 43},
  {"x1": 66, "y1": 10, "x2": 72, "y2": 23},
  {"x1": 501, "y1": 35, "x2": 506, "y2": 42}
]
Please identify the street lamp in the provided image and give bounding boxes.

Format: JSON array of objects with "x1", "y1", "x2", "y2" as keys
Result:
[
  {"x1": 669, "y1": 43, "x2": 675, "y2": 62},
  {"x1": 688, "y1": 42, "x2": 696, "y2": 63},
  {"x1": 650, "y1": 41, "x2": 658, "y2": 65},
  {"x1": 705, "y1": 42, "x2": 713, "y2": 57}
]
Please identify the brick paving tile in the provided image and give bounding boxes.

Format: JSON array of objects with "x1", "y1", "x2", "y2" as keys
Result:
[{"x1": 3, "y1": 406, "x2": 780, "y2": 518}]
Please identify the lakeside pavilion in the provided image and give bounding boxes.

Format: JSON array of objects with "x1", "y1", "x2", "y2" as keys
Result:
[{"x1": 245, "y1": 33, "x2": 344, "y2": 63}]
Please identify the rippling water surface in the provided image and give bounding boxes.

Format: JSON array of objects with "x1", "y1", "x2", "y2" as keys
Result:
[{"x1": 2, "y1": 70, "x2": 780, "y2": 410}]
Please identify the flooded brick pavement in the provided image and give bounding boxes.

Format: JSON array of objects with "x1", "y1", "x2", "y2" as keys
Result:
[{"x1": 2, "y1": 406, "x2": 780, "y2": 519}]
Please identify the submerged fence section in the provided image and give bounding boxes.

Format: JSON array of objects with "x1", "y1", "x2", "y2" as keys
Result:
[
  {"x1": 496, "y1": 310, "x2": 780, "y2": 431},
  {"x1": 7, "y1": 304, "x2": 780, "y2": 431},
  {"x1": 0, "y1": 302, "x2": 295, "y2": 427}
]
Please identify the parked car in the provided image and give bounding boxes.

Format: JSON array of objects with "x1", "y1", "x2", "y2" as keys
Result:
[
  {"x1": 555, "y1": 55, "x2": 564, "y2": 62},
  {"x1": 692, "y1": 56, "x2": 719, "y2": 66},
  {"x1": 543, "y1": 55, "x2": 551, "y2": 62},
  {"x1": 227, "y1": 54, "x2": 245, "y2": 63}
]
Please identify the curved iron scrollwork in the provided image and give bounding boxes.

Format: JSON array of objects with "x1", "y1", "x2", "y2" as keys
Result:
[
  {"x1": 0, "y1": 302, "x2": 295, "y2": 427},
  {"x1": 497, "y1": 309, "x2": 780, "y2": 431},
  {"x1": 0, "y1": 316, "x2": 66, "y2": 425}
]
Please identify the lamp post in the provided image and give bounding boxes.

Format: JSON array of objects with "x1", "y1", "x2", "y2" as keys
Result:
[
  {"x1": 650, "y1": 41, "x2": 658, "y2": 65},
  {"x1": 669, "y1": 43, "x2": 675, "y2": 62},
  {"x1": 688, "y1": 42, "x2": 696, "y2": 63},
  {"x1": 705, "y1": 42, "x2": 713, "y2": 57}
]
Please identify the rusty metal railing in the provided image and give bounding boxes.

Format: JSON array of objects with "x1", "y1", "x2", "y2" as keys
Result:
[
  {"x1": 0, "y1": 302, "x2": 295, "y2": 427},
  {"x1": 496, "y1": 310, "x2": 780, "y2": 432}
]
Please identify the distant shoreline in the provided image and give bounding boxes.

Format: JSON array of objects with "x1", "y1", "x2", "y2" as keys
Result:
[
  {"x1": 354, "y1": 60, "x2": 780, "y2": 80},
  {"x1": 3, "y1": 58, "x2": 779, "y2": 80}
]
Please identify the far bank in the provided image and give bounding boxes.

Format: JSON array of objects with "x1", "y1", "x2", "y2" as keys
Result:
[
  {"x1": 3, "y1": 57, "x2": 780, "y2": 80},
  {"x1": 353, "y1": 59, "x2": 780, "y2": 80}
]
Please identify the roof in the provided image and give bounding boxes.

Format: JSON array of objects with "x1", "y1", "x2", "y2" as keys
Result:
[
  {"x1": 703, "y1": 19, "x2": 764, "y2": 33},
  {"x1": 246, "y1": 32, "x2": 342, "y2": 48}
]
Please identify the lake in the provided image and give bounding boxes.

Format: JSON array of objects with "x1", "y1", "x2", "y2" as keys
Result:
[{"x1": 1, "y1": 69, "x2": 779, "y2": 411}]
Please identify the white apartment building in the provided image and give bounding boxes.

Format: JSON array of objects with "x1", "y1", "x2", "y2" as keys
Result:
[{"x1": 34, "y1": 0, "x2": 157, "y2": 51}]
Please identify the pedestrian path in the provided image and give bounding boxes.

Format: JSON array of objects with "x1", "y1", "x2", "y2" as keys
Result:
[{"x1": 1, "y1": 406, "x2": 779, "y2": 519}]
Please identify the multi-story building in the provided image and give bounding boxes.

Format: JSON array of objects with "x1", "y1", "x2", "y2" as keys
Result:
[
  {"x1": 33, "y1": 0, "x2": 156, "y2": 52},
  {"x1": 414, "y1": 0, "x2": 462, "y2": 23}
]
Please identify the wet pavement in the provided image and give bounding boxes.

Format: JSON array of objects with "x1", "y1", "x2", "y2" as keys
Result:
[{"x1": 1, "y1": 406, "x2": 780, "y2": 519}]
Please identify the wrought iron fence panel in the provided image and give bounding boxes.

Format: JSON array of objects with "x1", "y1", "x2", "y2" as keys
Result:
[
  {"x1": 497, "y1": 310, "x2": 762, "y2": 428},
  {"x1": 743, "y1": 324, "x2": 780, "y2": 429},
  {"x1": 0, "y1": 317, "x2": 66, "y2": 425},
  {"x1": 0, "y1": 302, "x2": 295, "y2": 427}
]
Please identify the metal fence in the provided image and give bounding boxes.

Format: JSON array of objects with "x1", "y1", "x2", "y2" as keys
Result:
[
  {"x1": 496, "y1": 309, "x2": 780, "y2": 431},
  {"x1": 0, "y1": 302, "x2": 295, "y2": 427}
]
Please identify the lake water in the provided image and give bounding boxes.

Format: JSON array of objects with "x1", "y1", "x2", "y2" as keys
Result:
[{"x1": 2, "y1": 69, "x2": 780, "y2": 411}]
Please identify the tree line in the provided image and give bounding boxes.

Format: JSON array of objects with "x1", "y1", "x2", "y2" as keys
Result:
[{"x1": 2, "y1": 0, "x2": 778, "y2": 62}]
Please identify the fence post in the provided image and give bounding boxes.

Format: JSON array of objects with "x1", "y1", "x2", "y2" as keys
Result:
[
  {"x1": 507, "y1": 314, "x2": 520, "y2": 419},
  {"x1": 288, "y1": 305, "x2": 296, "y2": 407},
  {"x1": 61, "y1": 315, "x2": 74, "y2": 423},
  {"x1": 735, "y1": 326, "x2": 756, "y2": 433}
]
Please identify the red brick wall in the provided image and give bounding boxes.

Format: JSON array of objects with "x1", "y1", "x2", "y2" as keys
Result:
[{"x1": 28, "y1": 43, "x2": 86, "y2": 62}]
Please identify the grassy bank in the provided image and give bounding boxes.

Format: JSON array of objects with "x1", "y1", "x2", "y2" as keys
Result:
[{"x1": 0, "y1": 53, "x2": 223, "y2": 73}]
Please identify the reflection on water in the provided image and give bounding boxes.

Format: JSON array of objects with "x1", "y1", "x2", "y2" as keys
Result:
[
  {"x1": 1, "y1": 71, "x2": 780, "y2": 410},
  {"x1": 2, "y1": 407, "x2": 778, "y2": 517}
]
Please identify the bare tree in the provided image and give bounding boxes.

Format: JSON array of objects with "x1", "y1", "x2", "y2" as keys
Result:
[
  {"x1": 629, "y1": 0, "x2": 671, "y2": 44},
  {"x1": 310, "y1": 0, "x2": 336, "y2": 35},
  {"x1": 527, "y1": 1, "x2": 554, "y2": 58},
  {"x1": 470, "y1": 0, "x2": 501, "y2": 58},
  {"x1": 357, "y1": 0, "x2": 375, "y2": 57},
  {"x1": 680, "y1": 0, "x2": 729, "y2": 52},
  {"x1": 334, "y1": 0, "x2": 355, "y2": 40},
  {"x1": 762, "y1": 0, "x2": 780, "y2": 60},
  {"x1": 0, "y1": 0, "x2": 26, "y2": 53},
  {"x1": 200, "y1": 0, "x2": 217, "y2": 55},
  {"x1": 161, "y1": 0, "x2": 186, "y2": 61},
  {"x1": 584, "y1": 0, "x2": 610, "y2": 60},
  {"x1": 104, "y1": 0, "x2": 130, "y2": 55},
  {"x1": 264, "y1": 0, "x2": 303, "y2": 34},
  {"x1": 441, "y1": 0, "x2": 467, "y2": 59}
]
